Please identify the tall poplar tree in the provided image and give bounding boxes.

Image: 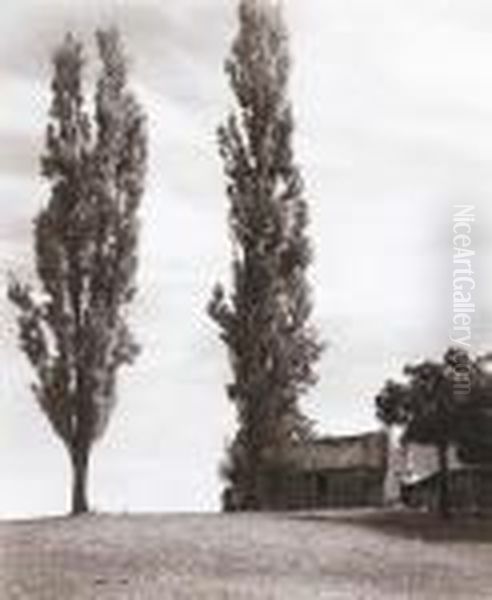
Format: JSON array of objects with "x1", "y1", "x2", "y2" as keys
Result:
[
  {"x1": 8, "y1": 29, "x2": 147, "y2": 514},
  {"x1": 209, "y1": 0, "x2": 323, "y2": 510}
]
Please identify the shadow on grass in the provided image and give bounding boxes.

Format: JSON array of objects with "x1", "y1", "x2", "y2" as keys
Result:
[{"x1": 290, "y1": 509, "x2": 492, "y2": 543}]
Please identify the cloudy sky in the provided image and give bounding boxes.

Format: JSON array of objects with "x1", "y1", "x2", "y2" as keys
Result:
[{"x1": 2, "y1": 0, "x2": 492, "y2": 517}]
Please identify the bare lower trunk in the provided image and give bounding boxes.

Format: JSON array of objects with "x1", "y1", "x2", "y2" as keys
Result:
[
  {"x1": 70, "y1": 446, "x2": 90, "y2": 516},
  {"x1": 437, "y1": 443, "x2": 451, "y2": 520}
]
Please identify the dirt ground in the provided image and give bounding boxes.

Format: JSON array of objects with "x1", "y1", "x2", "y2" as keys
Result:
[{"x1": 0, "y1": 510, "x2": 491, "y2": 599}]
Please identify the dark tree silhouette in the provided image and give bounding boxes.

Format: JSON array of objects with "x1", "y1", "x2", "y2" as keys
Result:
[
  {"x1": 455, "y1": 354, "x2": 492, "y2": 465},
  {"x1": 375, "y1": 348, "x2": 478, "y2": 519},
  {"x1": 208, "y1": 0, "x2": 323, "y2": 510},
  {"x1": 8, "y1": 29, "x2": 147, "y2": 515}
]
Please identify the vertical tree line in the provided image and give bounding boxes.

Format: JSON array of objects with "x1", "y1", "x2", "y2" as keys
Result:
[{"x1": 208, "y1": 0, "x2": 323, "y2": 510}]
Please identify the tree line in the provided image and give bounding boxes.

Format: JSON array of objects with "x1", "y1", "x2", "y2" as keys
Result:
[{"x1": 8, "y1": 1, "x2": 322, "y2": 515}]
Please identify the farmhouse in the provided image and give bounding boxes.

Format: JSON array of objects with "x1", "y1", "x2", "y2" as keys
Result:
[{"x1": 259, "y1": 430, "x2": 389, "y2": 510}]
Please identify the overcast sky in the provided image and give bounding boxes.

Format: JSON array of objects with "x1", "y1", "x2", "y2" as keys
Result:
[{"x1": 2, "y1": 0, "x2": 492, "y2": 517}]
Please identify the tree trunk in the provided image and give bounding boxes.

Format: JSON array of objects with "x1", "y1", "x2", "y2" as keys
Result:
[
  {"x1": 70, "y1": 446, "x2": 90, "y2": 516},
  {"x1": 437, "y1": 443, "x2": 451, "y2": 520},
  {"x1": 239, "y1": 454, "x2": 263, "y2": 511},
  {"x1": 238, "y1": 467, "x2": 261, "y2": 511}
]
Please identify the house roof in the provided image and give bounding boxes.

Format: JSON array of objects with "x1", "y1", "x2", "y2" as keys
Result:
[{"x1": 285, "y1": 430, "x2": 388, "y2": 472}]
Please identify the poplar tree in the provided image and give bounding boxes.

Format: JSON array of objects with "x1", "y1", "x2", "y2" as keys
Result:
[
  {"x1": 209, "y1": 0, "x2": 323, "y2": 510},
  {"x1": 8, "y1": 29, "x2": 147, "y2": 514}
]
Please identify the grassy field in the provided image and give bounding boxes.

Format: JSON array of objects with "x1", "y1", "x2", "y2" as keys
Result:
[{"x1": 1, "y1": 510, "x2": 491, "y2": 599}]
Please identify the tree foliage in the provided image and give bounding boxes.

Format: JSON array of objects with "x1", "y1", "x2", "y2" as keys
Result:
[
  {"x1": 8, "y1": 29, "x2": 147, "y2": 514},
  {"x1": 375, "y1": 347, "x2": 491, "y2": 517},
  {"x1": 455, "y1": 354, "x2": 492, "y2": 464},
  {"x1": 208, "y1": 0, "x2": 323, "y2": 510},
  {"x1": 375, "y1": 348, "x2": 491, "y2": 446}
]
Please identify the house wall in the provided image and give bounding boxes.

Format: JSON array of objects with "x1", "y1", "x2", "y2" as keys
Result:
[
  {"x1": 402, "y1": 443, "x2": 461, "y2": 484},
  {"x1": 261, "y1": 466, "x2": 386, "y2": 510}
]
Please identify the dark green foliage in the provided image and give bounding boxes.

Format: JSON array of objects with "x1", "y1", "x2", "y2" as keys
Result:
[
  {"x1": 209, "y1": 0, "x2": 323, "y2": 510},
  {"x1": 8, "y1": 29, "x2": 147, "y2": 514}
]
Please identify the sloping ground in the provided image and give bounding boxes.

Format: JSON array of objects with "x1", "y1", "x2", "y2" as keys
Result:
[{"x1": 0, "y1": 510, "x2": 491, "y2": 599}]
